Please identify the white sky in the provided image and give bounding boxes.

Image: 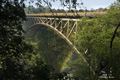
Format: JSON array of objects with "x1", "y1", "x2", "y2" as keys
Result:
[
  {"x1": 25, "y1": 0, "x2": 116, "y2": 10},
  {"x1": 50, "y1": 0, "x2": 116, "y2": 10}
]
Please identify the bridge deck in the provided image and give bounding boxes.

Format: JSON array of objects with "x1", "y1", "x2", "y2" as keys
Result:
[{"x1": 27, "y1": 11, "x2": 106, "y2": 18}]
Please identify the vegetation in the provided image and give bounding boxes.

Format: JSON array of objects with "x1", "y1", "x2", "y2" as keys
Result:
[
  {"x1": 0, "y1": 0, "x2": 32, "y2": 79},
  {"x1": 24, "y1": 5, "x2": 107, "y2": 14},
  {"x1": 0, "y1": 0, "x2": 69, "y2": 79},
  {"x1": 24, "y1": 6, "x2": 66, "y2": 14},
  {"x1": 1, "y1": 0, "x2": 120, "y2": 79},
  {"x1": 25, "y1": 25, "x2": 73, "y2": 72},
  {"x1": 68, "y1": 0, "x2": 120, "y2": 79}
]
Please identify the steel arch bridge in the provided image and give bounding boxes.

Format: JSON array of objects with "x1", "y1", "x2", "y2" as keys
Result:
[{"x1": 24, "y1": 16, "x2": 95, "y2": 74}]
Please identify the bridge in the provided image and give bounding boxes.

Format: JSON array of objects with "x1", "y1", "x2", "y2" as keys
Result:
[
  {"x1": 25, "y1": 17, "x2": 81, "y2": 54},
  {"x1": 27, "y1": 11, "x2": 105, "y2": 18},
  {"x1": 24, "y1": 12, "x2": 105, "y2": 74}
]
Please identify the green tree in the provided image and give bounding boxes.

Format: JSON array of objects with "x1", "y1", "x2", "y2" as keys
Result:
[
  {"x1": 25, "y1": 25, "x2": 73, "y2": 72},
  {"x1": 0, "y1": 0, "x2": 73, "y2": 79},
  {"x1": 0, "y1": 0, "x2": 33, "y2": 79},
  {"x1": 68, "y1": 0, "x2": 120, "y2": 79},
  {"x1": 68, "y1": 55, "x2": 92, "y2": 80}
]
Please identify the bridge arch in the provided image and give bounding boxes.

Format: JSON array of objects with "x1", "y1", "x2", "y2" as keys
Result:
[
  {"x1": 25, "y1": 23, "x2": 80, "y2": 55},
  {"x1": 24, "y1": 17, "x2": 95, "y2": 74}
]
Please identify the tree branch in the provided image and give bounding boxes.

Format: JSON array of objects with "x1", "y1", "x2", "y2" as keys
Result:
[{"x1": 110, "y1": 22, "x2": 120, "y2": 50}]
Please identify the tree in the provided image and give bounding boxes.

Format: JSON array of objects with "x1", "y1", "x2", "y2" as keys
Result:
[
  {"x1": 68, "y1": 55, "x2": 93, "y2": 80},
  {"x1": 79, "y1": 9, "x2": 84, "y2": 12},
  {"x1": 25, "y1": 25, "x2": 73, "y2": 72},
  {"x1": 0, "y1": 0, "x2": 72, "y2": 79},
  {"x1": 0, "y1": 0, "x2": 34, "y2": 79},
  {"x1": 68, "y1": 0, "x2": 120, "y2": 79}
]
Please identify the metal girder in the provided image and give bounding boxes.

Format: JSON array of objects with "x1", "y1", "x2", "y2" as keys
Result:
[
  {"x1": 24, "y1": 17, "x2": 95, "y2": 75},
  {"x1": 25, "y1": 17, "x2": 79, "y2": 50},
  {"x1": 25, "y1": 17, "x2": 80, "y2": 53}
]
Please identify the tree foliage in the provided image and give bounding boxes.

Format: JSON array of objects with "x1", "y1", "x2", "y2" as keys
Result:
[
  {"x1": 68, "y1": 0, "x2": 120, "y2": 79},
  {"x1": 25, "y1": 25, "x2": 73, "y2": 72},
  {"x1": 2, "y1": 0, "x2": 120, "y2": 79},
  {"x1": 0, "y1": 0, "x2": 33, "y2": 79},
  {"x1": 0, "y1": 0, "x2": 70, "y2": 79}
]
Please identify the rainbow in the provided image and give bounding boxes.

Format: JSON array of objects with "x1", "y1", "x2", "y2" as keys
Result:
[{"x1": 60, "y1": 52, "x2": 75, "y2": 72}]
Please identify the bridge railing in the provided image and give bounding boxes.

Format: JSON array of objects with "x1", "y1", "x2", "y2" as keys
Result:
[{"x1": 26, "y1": 11, "x2": 106, "y2": 18}]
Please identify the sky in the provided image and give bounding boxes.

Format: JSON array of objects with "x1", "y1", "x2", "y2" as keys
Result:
[
  {"x1": 25, "y1": 0, "x2": 116, "y2": 10},
  {"x1": 50, "y1": 0, "x2": 116, "y2": 10}
]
